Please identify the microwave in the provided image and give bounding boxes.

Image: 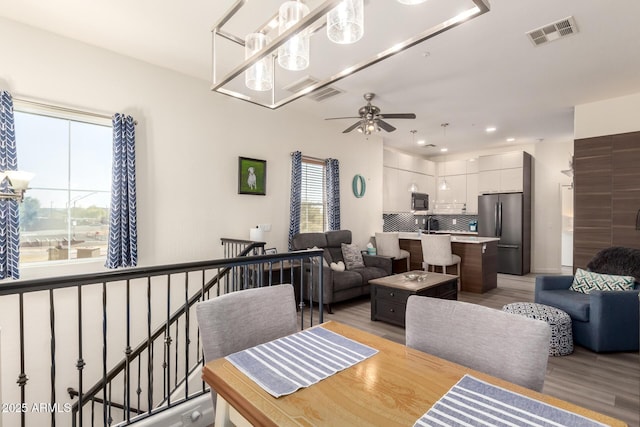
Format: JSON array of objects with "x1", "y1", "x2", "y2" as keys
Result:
[{"x1": 411, "y1": 192, "x2": 429, "y2": 211}]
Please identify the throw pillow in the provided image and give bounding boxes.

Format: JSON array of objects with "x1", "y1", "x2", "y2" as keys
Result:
[
  {"x1": 569, "y1": 268, "x2": 636, "y2": 294},
  {"x1": 341, "y1": 243, "x2": 365, "y2": 270},
  {"x1": 330, "y1": 261, "x2": 345, "y2": 272}
]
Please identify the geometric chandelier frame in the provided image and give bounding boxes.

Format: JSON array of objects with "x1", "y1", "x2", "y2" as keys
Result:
[{"x1": 211, "y1": 0, "x2": 490, "y2": 109}]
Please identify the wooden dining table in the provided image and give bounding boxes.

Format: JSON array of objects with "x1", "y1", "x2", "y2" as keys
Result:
[{"x1": 202, "y1": 321, "x2": 627, "y2": 427}]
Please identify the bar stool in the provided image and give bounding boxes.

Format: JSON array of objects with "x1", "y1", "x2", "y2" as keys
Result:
[
  {"x1": 420, "y1": 233, "x2": 461, "y2": 276},
  {"x1": 375, "y1": 232, "x2": 410, "y2": 273}
]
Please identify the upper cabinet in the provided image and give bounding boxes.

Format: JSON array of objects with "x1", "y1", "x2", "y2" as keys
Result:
[
  {"x1": 383, "y1": 149, "x2": 435, "y2": 213},
  {"x1": 433, "y1": 158, "x2": 479, "y2": 214},
  {"x1": 478, "y1": 151, "x2": 531, "y2": 194}
]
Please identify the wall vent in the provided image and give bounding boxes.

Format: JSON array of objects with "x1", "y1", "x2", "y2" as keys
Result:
[
  {"x1": 526, "y1": 16, "x2": 578, "y2": 46},
  {"x1": 284, "y1": 76, "x2": 343, "y2": 102}
]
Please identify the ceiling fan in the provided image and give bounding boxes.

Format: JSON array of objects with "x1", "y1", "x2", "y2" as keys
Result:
[{"x1": 325, "y1": 93, "x2": 416, "y2": 135}]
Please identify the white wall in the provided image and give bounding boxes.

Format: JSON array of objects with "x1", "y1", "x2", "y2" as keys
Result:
[
  {"x1": 0, "y1": 17, "x2": 383, "y2": 280},
  {"x1": 575, "y1": 91, "x2": 640, "y2": 138}
]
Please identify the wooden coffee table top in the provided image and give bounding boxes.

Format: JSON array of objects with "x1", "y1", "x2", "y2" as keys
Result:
[{"x1": 369, "y1": 271, "x2": 458, "y2": 292}]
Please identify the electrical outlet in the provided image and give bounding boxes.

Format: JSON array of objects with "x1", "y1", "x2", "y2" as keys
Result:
[
  {"x1": 452, "y1": 219, "x2": 457, "y2": 225},
  {"x1": 422, "y1": 218, "x2": 426, "y2": 224},
  {"x1": 415, "y1": 219, "x2": 418, "y2": 224}
]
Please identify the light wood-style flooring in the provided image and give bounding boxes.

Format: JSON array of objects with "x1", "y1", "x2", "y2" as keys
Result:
[{"x1": 321, "y1": 273, "x2": 640, "y2": 427}]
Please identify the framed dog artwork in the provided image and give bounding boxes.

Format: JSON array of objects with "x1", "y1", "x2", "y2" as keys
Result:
[{"x1": 238, "y1": 157, "x2": 267, "y2": 195}]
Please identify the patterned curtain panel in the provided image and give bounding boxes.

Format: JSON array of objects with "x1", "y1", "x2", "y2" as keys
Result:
[
  {"x1": 0, "y1": 91, "x2": 20, "y2": 279},
  {"x1": 288, "y1": 151, "x2": 302, "y2": 250},
  {"x1": 105, "y1": 114, "x2": 138, "y2": 268},
  {"x1": 325, "y1": 158, "x2": 341, "y2": 231}
]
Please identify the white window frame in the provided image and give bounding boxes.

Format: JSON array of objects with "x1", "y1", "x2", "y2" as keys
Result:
[{"x1": 13, "y1": 101, "x2": 112, "y2": 266}]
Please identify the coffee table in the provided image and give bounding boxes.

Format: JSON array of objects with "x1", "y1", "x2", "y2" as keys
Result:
[{"x1": 370, "y1": 271, "x2": 458, "y2": 327}]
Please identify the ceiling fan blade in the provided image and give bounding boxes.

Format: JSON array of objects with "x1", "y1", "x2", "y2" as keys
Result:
[
  {"x1": 325, "y1": 116, "x2": 361, "y2": 120},
  {"x1": 343, "y1": 121, "x2": 363, "y2": 133},
  {"x1": 379, "y1": 113, "x2": 416, "y2": 119},
  {"x1": 377, "y1": 120, "x2": 396, "y2": 132}
]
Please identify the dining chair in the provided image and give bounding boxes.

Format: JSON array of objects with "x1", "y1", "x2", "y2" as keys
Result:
[
  {"x1": 195, "y1": 284, "x2": 298, "y2": 408},
  {"x1": 405, "y1": 296, "x2": 551, "y2": 392},
  {"x1": 375, "y1": 232, "x2": 410, "y2": 273},
  {"x1": 420, "y1": 233, "x2": 461, "y2": 276}
]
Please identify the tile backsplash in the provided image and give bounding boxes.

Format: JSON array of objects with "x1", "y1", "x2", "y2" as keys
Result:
[{"x1": 383, "y1": 213, "x2": 479, "y2": 232}]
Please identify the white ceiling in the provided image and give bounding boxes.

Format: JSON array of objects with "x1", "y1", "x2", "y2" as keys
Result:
[{"x1": 2, "y1": 0, "x2": 640, "y2": 157}]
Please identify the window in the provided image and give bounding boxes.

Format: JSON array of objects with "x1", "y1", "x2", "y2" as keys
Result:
[
  {"x1": 300, "y1": 158, "x2": 325, "y2": 233},
  {"x1": 13, "y1": 108, "x2": 112, "y2": 265}
]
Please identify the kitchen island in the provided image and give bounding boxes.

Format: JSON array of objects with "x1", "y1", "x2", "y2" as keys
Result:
[{"x1": 398, "y1": 232, "x2": 499, "y2": 293}]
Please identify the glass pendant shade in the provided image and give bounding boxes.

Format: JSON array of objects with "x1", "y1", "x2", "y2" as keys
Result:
[
  {"x1": 327, "y1": 0, "x2": 364, "y2": 44},
  {"x1": 278, "y1": 1, "x2": 310, "y2": 71},
  {"x1": 244, "y1": 33, "x2": 273, "y2": 91},
  {"x1": 397, "y1": 0, "x2": 428, "y2": 4}
]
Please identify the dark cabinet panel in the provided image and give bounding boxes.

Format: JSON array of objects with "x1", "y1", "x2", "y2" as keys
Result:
[{"x1": 573, "y1": 131, "x2": 640, "y2": 270}]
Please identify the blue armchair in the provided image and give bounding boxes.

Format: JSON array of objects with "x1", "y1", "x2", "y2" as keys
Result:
[{"x1": 535, "y1": 275, "x2": 639, "y2": 352}]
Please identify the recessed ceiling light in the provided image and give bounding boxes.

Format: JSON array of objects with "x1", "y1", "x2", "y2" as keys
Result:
[
  {"x1": 506, "y1": 137, "x2": 516, "y2": 142},
  {"x1": 417, "y1": 139, "x2": 426, "y2": 146},
  {"x1": 440, "y1": 148, "x2": 448, "y2": 152},
  {"x1": 468, "y1": 158, "x2": 476, "y2": 162},
  {"x1": 486, "y1": 126, "x2": 497, "y2": 133}
]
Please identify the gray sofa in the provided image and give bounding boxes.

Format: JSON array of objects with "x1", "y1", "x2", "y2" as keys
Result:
[{"x1": 292, "y1": 230, "x2": 392, "y2": 313}]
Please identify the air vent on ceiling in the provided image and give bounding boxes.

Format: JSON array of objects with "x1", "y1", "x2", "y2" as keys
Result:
[
  {"x1": 422, "y1": 144, "x2": 436, "y2": 148},
  {"x1": 526, "y1": 16, "x2": 578, "y2": 46},
  {"x1": 283, "y1": 76, "x2": 343, "y2": 102}
]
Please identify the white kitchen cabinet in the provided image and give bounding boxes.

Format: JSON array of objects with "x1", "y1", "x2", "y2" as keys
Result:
[
  {"x1": 466, "y1": 173, "x2": 478, "y2": 213},
  {"x1": 500, "y1": 168, "x2": 524, "y2": 192},
  {"x1": 437, "y1": 159, "x2": 467, "y2": 176},
  {"x1": 383, "y1": 166, "x2": 398, "y2": 212},
  {"x1": 466, "y1": 158, "x2": 479, "y2": 174},
  {"x1": 478, "y1": 151, "x2": 528, "y2": 194},
  {"x1": 396, "y1": 169, "x2": 413, "y2": 211}
]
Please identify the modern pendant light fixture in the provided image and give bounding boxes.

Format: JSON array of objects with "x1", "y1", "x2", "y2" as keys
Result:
[
  {"x1": 211, "y1": 0, "x2": 491, "y2": 109},
  {"x1": 327, "y1": 0, "x2": 364, "y2": 44},
  {"x1": 244, "y1": 33, "x2": 273, "y2": 91},
  {"x1": 278, "y1": 1, "x2": 311, "y2": 71}
]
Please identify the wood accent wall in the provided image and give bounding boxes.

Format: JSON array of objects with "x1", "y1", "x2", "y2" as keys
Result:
[{"x1": 573, "y1": 131, "x2": 640, "y2": 270}]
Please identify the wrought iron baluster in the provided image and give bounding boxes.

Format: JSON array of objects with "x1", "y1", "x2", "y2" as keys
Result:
[
  {"x1": 146, "y1": 276, "x2": 153, "y2": 413},
  {"x1": 17, "y1": 293, "x2": 27, "y2": 427},
  {"x1": 164, "y1": 275, "x2": 172, "y2": 407},
  {"x1": 124, "y1": 279, "x2": 132, "y2": 424},
  {"x1": 174, "y1": 318, "x2": 179, "y2": 389},
  {"x1": 102, "y1": 282, "x2": 108, "y2": 427},
  {"x1": 184, "y1": 271, "x2": 190, "y2": 399},
  {"x1": 49, "y1": 289, "x2": 57, "y2": 427},
  {"x1": 76, "y1": 285, "x2": 86, "y2": 427},
  {"x1": 136, "y1": 356, "x2": 142, "y2": 418}
]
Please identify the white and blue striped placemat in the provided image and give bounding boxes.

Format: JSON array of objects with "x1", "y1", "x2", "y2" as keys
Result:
[
  {"x1": 225, "y1": 326, "x2": 378, "y2": 398},
  {"x1": 414, "y1": 375, "x2": 608, "y2": 427}
]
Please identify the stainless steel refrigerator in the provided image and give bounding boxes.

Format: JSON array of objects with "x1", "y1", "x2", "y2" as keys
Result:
[{"x1": 478, "y1": 193, "x2": 530, "y2": 275}]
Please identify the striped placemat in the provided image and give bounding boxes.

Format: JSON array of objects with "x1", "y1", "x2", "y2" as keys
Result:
[
  {"x1": 414, "y1": 375, "x2": 609, "y2": 427},
  {"x1": 225, "y1": 326, "x2": 378, "y2": 398}
]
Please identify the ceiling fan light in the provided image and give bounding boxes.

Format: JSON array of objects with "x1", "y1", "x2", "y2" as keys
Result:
[
  {"x1": 327, "y1": 0, "x2": 364, "y2": 45},
  {"x1": 244, "y1": 33, "x2": 273, "y2": 91},
  {"x1": 278, "y1": 1, "x2": 310, "y2": 71}
]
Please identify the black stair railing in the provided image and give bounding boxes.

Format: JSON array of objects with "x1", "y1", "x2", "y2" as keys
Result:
[{"x1": 0, "y1": 243, "x2": 323, "y2": 427}]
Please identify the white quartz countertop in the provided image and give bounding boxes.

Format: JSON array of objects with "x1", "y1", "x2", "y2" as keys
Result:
[{"x1": 398, "y1": 232, "x2": 500, "y2": 244}]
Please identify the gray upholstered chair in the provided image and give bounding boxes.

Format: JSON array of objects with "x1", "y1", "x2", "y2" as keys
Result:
[
  {"x1": 420, "y1": 233, "x2": 461, "y2": 276},
  {"x1": 195, "y1": 284, "x2": 298, "y2": 408},
  {"x1": 375, "y1": 232, "x2": 410, "y2": 273},
  {"x1": 405, "y1": 296, "x2": 551, "y2": 392}
]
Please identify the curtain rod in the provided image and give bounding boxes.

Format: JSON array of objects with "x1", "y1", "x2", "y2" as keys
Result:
[
  {"x1": 290, "y1": 152, "x2": 326, "y2": 163},
  {"x1": 12, "y1": 96, "x2": 137, "y2": 125}
]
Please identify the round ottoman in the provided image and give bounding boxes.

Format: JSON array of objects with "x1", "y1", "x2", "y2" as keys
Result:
[{"x1": 502, "y1": 302, "x2": 574, "y2": 356}]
